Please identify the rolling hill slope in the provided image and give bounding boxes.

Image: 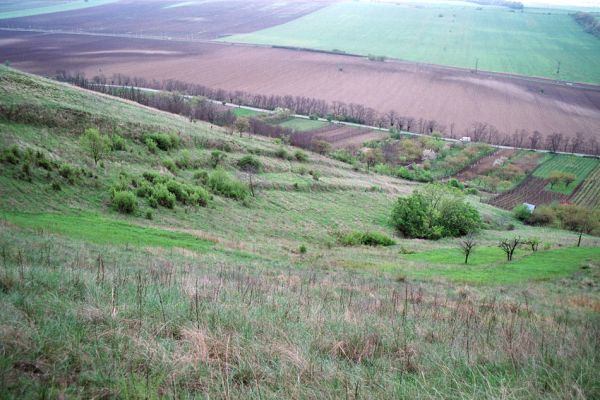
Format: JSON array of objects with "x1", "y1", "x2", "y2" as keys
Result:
[{"x1": 1, "y1": 67, "x2": 599, "y2": 399}]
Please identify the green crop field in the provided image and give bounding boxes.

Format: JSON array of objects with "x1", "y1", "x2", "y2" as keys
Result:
[
  {"x1": 533, "y1": 154, "x2": 599, "y2": 194},
  {"x1": 231, "y1": 107, "x2": 261, "y2": 117},
  {"x1": 222, "y1": 2, "x2": 600, "y2": 84},
  {"x1": 277, "y1": 117, "x2": 330, "y2": 131},
  {"x1": 1, "y1": 67, "x2": 600, "y2": 398},
  {"x1": 0, "y1": 0, "x2": 117, "y2": 19}
]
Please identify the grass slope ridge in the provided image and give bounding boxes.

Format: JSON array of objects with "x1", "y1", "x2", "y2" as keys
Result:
[{"x1": 1, "y1": 67, "x2": 599, "y2": 398}]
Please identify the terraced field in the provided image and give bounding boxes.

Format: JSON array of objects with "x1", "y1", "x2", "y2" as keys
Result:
[
  {"x1": 532, "y1": 155, "x2": 599, "y2": 194},
  {"x1": 570, "y1": 164, "x2": 600, "y2": 209},
  {"x1": 489, "y1": 176, "x2": 569, "y2": 210}
]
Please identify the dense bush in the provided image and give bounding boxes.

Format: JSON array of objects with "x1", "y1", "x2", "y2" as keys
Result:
[
  {"x1": 294, "y1": 150, "x2": 308, "y2": 162},
  {"x1": 145, "y1": 138, "x2": 158, "y2": 154},
  {"x1": 144, "y1": 132, "x2": 179, "y2": 151},
  {"x1": 526, "y1": 206, "x2": 556, "y2": 226},
  {"x1": 1, "y1": 145, "x2": 22, "y2": 164},
  {"x1": 208, "y1": 169, "x2": 249, "y2": 200},
  {"x1": 513, "y1": 204, "x2": 532, "y2": 222},
  {"x1": 391, "y1": 184, "x2": 480, "y2": 239},
  {"x1": 111, "y1": 190, "x2": 137, "y2": 214},
  {"x1": 149, "y1": 184, "x2": 176, "y2": 209},
  {"x1": 340, "y1": 231, "x2": 396, "y2": 247},
  {"x1": 111, "y1": 134, "x2": 126, "y2": 151},
  {"x1": 237, "y1": 155, "x2": 262, "y2": 172}
]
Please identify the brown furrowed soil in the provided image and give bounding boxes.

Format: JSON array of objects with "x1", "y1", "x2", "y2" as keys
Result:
[
  {"x1": 1, "y1": 30, "x2": 599, "y2": 140},
  {"x1": 489, "y1": 176, "x2": 569, "y2": 210},
  {"x1": 304, "y1": 125, "x2": 386, "y2": 149}
]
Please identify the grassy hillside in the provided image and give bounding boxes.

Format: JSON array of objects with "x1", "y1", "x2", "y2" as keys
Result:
[
  {"x1": 1, "y1": 67, "x2": 599, "y2": 398},
  {"x1": 223, "y1": 2, "x2": 600, "y2": 84}
]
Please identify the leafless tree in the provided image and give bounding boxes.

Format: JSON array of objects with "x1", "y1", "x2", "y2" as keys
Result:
[
  {"x1": 529, "y1": 131, "x2": 542, "y2": 150},
  {"x1": 546, "y1": 132, "x2": 563, "y2": 153},
  {"x1": 499, "y1": 236, "x2": 521, "y2": 261},
  {"x1": 459, "y1": 236, "x2": 477, "y2": 264}
]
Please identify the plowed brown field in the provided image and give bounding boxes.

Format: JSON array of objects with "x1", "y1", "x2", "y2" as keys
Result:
[{"x1": 1, "y1": 29, "x2": 599, "y2": 140}]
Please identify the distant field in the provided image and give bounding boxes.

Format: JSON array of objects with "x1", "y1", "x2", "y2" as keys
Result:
[
  {"x1": 533, "y1": 155, "x2": 599, "y2": 194},
  {"x1": 231, "y1": 107, "x2": 261, "y2": 117},
  {"x1": 0, "y1": 0, "x2": 116, "y2": 19},
  {"x1": 277, "y1": 118, "x2": 329, "y2": 131},
  {"x1": 223, "y1": 2, "x2": 600, "y2": 84}
]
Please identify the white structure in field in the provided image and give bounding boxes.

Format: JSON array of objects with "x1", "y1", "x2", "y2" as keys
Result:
[{"x1": 460, "y1": 136, "x2": 471, "y2": 142}]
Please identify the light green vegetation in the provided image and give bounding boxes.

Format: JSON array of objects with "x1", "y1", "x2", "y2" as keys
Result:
[
  {"x1": 223, "y1": 1, "x2": 600, "y2": 83},
  {"x1": 0, "y1": 211, "x2": 214, "y2": 254},
  {"x1": 231, "y1": 107, "x2": 261, "y2": 117},
  {"x1": 0, "y1": 0, "x2": 117, "y2": 19},
  {"x1": 404, "y1": 246, "x2": 600, "y2": 283},
  {"x1": 1, "y1": 67, "x2": 600, "y2": 398},
  {"x1": 277, "y1": 117, "x2": 330, "y2": 131},
  {"x1": 533, "y1": 154, "x2": 599, "y2": 194}
]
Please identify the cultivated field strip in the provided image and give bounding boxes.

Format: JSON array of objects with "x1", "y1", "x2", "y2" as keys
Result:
[
  {"x1": 570, "y1": 164, "x2": 600, "y2": 209},
  {"x1": 489, "y1": 176, "x2": 569, "y2": 210}
]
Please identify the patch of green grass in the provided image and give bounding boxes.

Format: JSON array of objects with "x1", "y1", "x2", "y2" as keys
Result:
[
  {"x1": 403, "y1": 246, "x2": 600, "y2": 284},
  {"x1": 0, "y1": 0, "x2": 117, "y2": 19},
  {"x1": 406, "y1": 246, "x2": 506, "y2": 266},
  {"x1": 277, "y1": 118, "x2": 329, "y2": 132},
  {"x1": 0, "y1": 211, "x2": 214, "y2": 253},
  {"x1": 222, "y1": 2, "x2": 600, "y2": 83},
  {"x1": 533, "y1": 154, "x2": 599, "y2": 194},
  {"x1": 231, "y1": 107, "x2": 261, "y2": 117}
]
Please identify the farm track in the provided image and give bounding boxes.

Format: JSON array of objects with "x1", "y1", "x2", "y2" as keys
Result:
[{"x1": 488, "y1": 176, "x2": 569, "y2": 210}]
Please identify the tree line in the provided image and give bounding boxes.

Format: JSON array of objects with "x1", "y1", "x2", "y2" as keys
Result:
[
  {"x1": 56, "y1": 71, "x2": 600, "y2": 156},
  {"x1": 572, "y1": 12, "x2": 600, "y2": 38}
]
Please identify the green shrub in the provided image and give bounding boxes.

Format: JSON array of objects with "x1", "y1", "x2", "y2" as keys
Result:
[
  {"x1": 194, "y1": 170, "x2": 209, "y2": 185},
  {"x1": 448, "y1": 179, "x2": 464, "y2": 190},
  {"x1": 142, "y1": 171, "x2": 162, "y2": 184},
  {"x1": 341, "y1": 231, "x2": 395, "y2": 247},
  {"x1": 59, "y1": 163, "x2": 76, "y2": 181},
  {"x1": 145, "y1": 138, "x2": 158, "y2": 154},
  {"x1": 331, "y1": 149, "x2": 356, "y2": 164},
  {"x1": 111, "y1": 190, "x2": 137, "y2": 214},
  {"x1": 208, "y1": 168, "x2": 249, "y2": 200},
  {"x1": 210, "y1": 150, "x2": 227, "y2": 168},
  {"x1": 237, "y1": 155, "x2": 262, "y2": 172},
  {"x1": 111, "y1": 135, "x2": 126, "y2": 151},
  {"x1": 145, "y1": 209, "x2": 153, "y2": 220},
  {"x1": 51, "y1": 181, "x2": 61, "y2": 191},
  {"x1": 136, "y1": 181, "x2": 153, "y2": 198},
  {"x1": 175, "y1": 150, "x2": 192, "y2": 169},
  {"x1": 163, "y1": 158, "x2": 177, "y2": 173},
  {"x1": 275, "y1": 147, "x2": 289, "y2": 160},
  {"x1": 299, "y1": 244, "x2": 307, "y2": 254},
  {"x1": 294, "y1": 150, "x2": 308, "y2": 162},
  {"x1": 144, "y1": 132, "x2": 179, "y2": 151},
  {"x1": 465, "y1": 188, "x2": 479, "y2": 195},
  {"x1": 35, "y1": 151, "x2": 52, "y2": 170},
  {"x1": 150, "y1": 184, "x2": 176, "y2": 209},
  {"x1": 513, "y1": 204, "x2": 532, "y2": 222},
  {"x1": 2, "y1": 146, "x2": 21, "y2": 164},
  {"x1": 391, "y1": 184, "x2": 480, "y2": 239}
]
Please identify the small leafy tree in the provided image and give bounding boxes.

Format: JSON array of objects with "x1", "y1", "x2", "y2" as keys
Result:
[
  {"x1": 211, "y1": 150, "x2": 227, "y2": 168},
  {"x1": 558, "y1": 205, "x2": 599, "y2": 247},
  {"x1": 80, "y1": 128, "x2": 110, "y2": 166},
  {"x1": 234, "y1": 117, "x2": 250, "y2": 137}
]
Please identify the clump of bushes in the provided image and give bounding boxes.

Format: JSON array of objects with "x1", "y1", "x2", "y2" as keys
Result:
[
  {"x1": 207, "y1": 168, "x2": 249, "y2": 200},
  {"x1": 294, "y1": 150, "x2": 308, "y2": 162},
  {"x1": 111, "y1": 190, "x2": 137, "y2": 214},
  {"x1": 144, "y1": 132, "x2": 179, "y2": 151},
  {"x1": 237, "y1": 155, "x2": 262, "y2": 172},
  {"x1": 149, "y1": 184, "x2": 176, "y2": 209},
  {"x1": 391, "y1": 184, "x2": 480, "y2": 239},
  {"x1": 111, "y1": 134, "x2": 127, "y2": 151},
  {"x1": 1, "y1": 145, "x2": 22, "y2": 164},
  {"x1": 340, "y1": 231, "x2": 396, "y2": 247},
  {"x1": 512, "y1": 204, "x2": 532, "y2": 222}
]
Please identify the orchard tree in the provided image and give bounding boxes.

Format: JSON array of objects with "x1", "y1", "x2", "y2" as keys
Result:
[
  {"x1": 459, "y1": 236, "x2": 477, "y2": 264},
  {"x1": 80, "y1": 127, "x2": 110, "y2": 166},
  {"x1": 558, "y1": 205, "x2": 600, "y2": 247},
  {"x1": 499, "y1": 236, "x2": 521, "y2": 261}
]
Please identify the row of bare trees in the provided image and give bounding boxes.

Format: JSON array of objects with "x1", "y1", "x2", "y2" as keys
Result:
[{"x1": 56, "y1": 71, "x2": 600, "y2": 156}]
